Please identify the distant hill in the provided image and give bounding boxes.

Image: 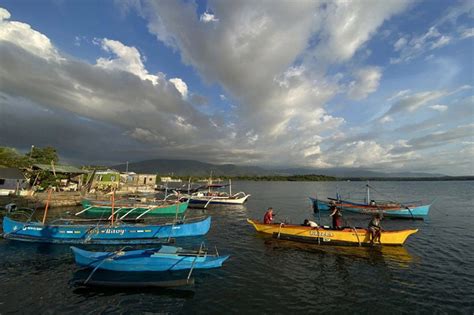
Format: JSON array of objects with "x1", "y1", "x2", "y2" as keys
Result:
[
  {"x1": 113, "y1": 159, "x2": 272, "y2": 176},
  {"x1": 276, "y1": 167, "x2": 446, "y2": 178},
  {"x1": 113, "y1": 159, "x2": 446, "y2": 178}
]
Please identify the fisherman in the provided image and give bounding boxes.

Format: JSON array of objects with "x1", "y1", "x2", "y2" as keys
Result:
[
  {"x1": 303, "y1": 219, "x2": 319, "y2": 228},
  {"x1": 329, "y1": 204, "x2": 343, "y2": 229},
  {"x1": 368, "y1": 213, "x2": 382, "y2": 244},
  {"x1": 263, "y1": 207, "x2": 275, "y2": 224}
]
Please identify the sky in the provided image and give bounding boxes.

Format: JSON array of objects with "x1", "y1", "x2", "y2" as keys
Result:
[{"x1": 0, "y1": 0, "x2": 473, "y2": 175}]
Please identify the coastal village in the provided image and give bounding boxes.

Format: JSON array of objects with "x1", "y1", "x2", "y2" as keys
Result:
[{"x1": 0, "y1": 146, "x2": 188, "y2": 208}]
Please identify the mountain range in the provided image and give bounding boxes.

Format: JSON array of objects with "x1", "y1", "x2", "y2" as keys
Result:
[{"x1": 113, "y1": 159, "x2": 446, "y2": 178}]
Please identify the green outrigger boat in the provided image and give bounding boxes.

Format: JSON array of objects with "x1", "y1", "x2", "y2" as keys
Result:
[{"x1": 77, "y1": 199, "x2": 190, "y2": 218}]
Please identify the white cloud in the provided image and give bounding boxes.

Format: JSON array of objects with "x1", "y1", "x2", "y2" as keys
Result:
[
  {"x1": 347, "y1": 66, "x2": 382, "y2": 100},
  {"x1": 0, "y1": 7, "x2": 11, "y2": 20},
  {"x1": 429, "y1": 104, "x2": 448, "y2": 112},
  {"x1": 387, "y1": 89, "x2": 411, "y2": 101},
  {"x1": 430, "y1": 35, "x2": 451, "y2": 49},
  {"x1": 169, "y1": 77, "x2": 188, "y2": 99},
  {"x1": 393, "y1": 37, "x2": 407, "y2": 51},
  {"x1": 460, "y1": 27, "x2": 474, "y2": 39},
  {"x1": 200, "y1": 12, "x2": 219, "y2": 23},
  {"x1": 379, "y1": 89, "x2": 451, "y2": 120},
  {"x1": 314, "y1": 0, "x2": 411, "y2": 63},
  {"x1": 0, "y1": 7, "x2": 62, "y2": 61},
  {"x1": 96, "y1": 38, "x2": 160, "y2": 85}
]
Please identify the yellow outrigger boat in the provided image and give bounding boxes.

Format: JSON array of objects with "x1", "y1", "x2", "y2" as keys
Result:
[{"x1": 247, "y1": 219, "x2": 418, "y2": 246}]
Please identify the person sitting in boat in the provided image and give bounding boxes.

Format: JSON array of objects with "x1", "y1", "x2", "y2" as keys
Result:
[
  {"x1": 329, "y1": 205, "x2": 343, "y2": 229},
  {"x1": 263, "y1": 207, "x2": 274, "y2": 224},
  {"x1": 303, "y1": 219, "x2": 319, "y2": 228},
  {"x1": 368, "y1": 214, "x2": 382, "y2": 244}
]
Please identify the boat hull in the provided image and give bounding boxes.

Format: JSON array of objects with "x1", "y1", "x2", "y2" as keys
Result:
[
  {"x1": 2, "y1": 216, "x2": 211, "y2": 244},
  {"x1": 71, "y1": 246, "x2": 229, "y2": 271},
  {"x1": 309, "y1": 197, "x2": 430, "y2": 219},
  {"x1": 80, "y1": 199, "x2": 189, "y2": 216},
  {"x1": 247, "y1": 219, "x2": 417, "y2": 246}
]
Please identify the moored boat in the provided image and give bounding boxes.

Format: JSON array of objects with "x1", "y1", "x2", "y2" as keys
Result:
[
  {"x1": 71, "y1": 245, "x2": 229, "y2": 272},
  {"x1": 247, "y1": 219, "x2": 418, "y2": 246},
  {"x1": 78, "y1": 199, "x2": 189, "y2": 218},
  {"x1": 309, "y1": 197, "x2": 431, "y2": 219},
  {"x1": 309, "y1": 183, "x2": 431, "y2": 219},
  {"x1": 182, "y1": 179, "x2": 250, "y2": 208},
  {"x1": 2, "y1": 215, "x2": 211, "y2": 244}
]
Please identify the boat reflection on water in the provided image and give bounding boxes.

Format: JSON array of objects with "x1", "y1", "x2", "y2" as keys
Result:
[
  {"x1": 261, "y1": 236, "x2": 417, "y2": 268},
  {"x1": 70, "y1": 268, "x2": 196, "y2": 297}
]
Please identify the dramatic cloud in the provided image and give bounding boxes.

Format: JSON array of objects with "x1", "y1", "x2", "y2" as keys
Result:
[
  {"x1": 131, "y1": 0, "x2": 413, "y2": 167},
  {"x1": 0, "y1": 3, "x2": 472, "y2": 175}
]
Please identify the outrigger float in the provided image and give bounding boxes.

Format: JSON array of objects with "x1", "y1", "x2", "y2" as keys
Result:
[{"x1": 247, "y1": 219, "x2": 418, "y2": 246}]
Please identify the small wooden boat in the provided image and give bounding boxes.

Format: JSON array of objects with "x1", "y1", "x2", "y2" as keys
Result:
[
  {"x1": 247, "y1": 219, "x2": 418, "y2": 246},
  {"x1": 2, "y1": 216, "x2": 211, "y2": 244},
  {"x1": 71, "y1": 245, "x2": 229, "y2": 272},
  {"x1": 78, "y1": 199, "x2": 189, "y2": 218}
]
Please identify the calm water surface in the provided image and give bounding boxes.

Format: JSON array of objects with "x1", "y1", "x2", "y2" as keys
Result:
[{"x1": 0, "y1": 181, "x2": 473, "y2": 314}]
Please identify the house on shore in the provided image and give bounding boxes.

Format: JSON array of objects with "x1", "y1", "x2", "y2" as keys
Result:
[
  {"x1": 121, "y1": 172, "x2": 157, "y2": 192},
  {"x1": 0, "y1": 168, "x2": 26, "y2": 196},
  {"x1": 31, "y1": 164, "x2": 88, "y2": 192}
]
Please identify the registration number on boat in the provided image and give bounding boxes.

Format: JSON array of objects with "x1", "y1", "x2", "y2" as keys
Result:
[{"x1": 308, "y1": 231, "x2": 334, "y2": 237}]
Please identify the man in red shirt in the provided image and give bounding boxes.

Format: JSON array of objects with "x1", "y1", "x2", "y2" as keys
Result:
[{"x1": 263, "y1": 207, "x2": 274, "y2": 224}]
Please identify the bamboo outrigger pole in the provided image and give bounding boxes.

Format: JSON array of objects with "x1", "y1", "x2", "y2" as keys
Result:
[
  {"x1": 111, "y1": 188, "x2": 116, "y2": 225},
  {"x1": 42, "y1": 188, "x2": 53, "y2": 224}
]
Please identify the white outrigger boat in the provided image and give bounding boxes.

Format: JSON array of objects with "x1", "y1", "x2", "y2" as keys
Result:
[{"x1": 180, "y1": 179, "x2": 250, "y2": 208}]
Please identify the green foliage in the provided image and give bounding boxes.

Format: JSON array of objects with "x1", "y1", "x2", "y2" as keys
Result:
[
  {"x1": 0, "y1": 147, "x2": 30, "y2": 168},
  {"x1": 25, "y1": 146, "x2": 58, "y2": 164}
]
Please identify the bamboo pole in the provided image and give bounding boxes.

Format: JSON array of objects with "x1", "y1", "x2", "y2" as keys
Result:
[
  {"x1": 111, "y1": 188, "x2": 115, "y2": 225},
  {"x1": 42, "y1": 188, "x2": 53, "y2": 224}
]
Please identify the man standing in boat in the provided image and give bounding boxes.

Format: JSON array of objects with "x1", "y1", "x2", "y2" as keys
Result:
[
  {"x1": 263, "y1": 207, "x2": 274, "y2": 224},
  {"x1": 329, "y1": 203, "x2": 343, "y2": 229}
]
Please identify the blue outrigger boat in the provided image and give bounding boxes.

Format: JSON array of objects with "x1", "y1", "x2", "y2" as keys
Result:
[
  {"x1": 309, "y1": 197, "x2": 430, "y2": 219},
  {"x1": 2, "y1": 216, "x2": 211, "y2": 244},
  {"x1": 309, "y1": 184, "x2": 431, "y2": 219},
  {"x1": 71, "y1": 245, "x2": 229, "y2": 272}
]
